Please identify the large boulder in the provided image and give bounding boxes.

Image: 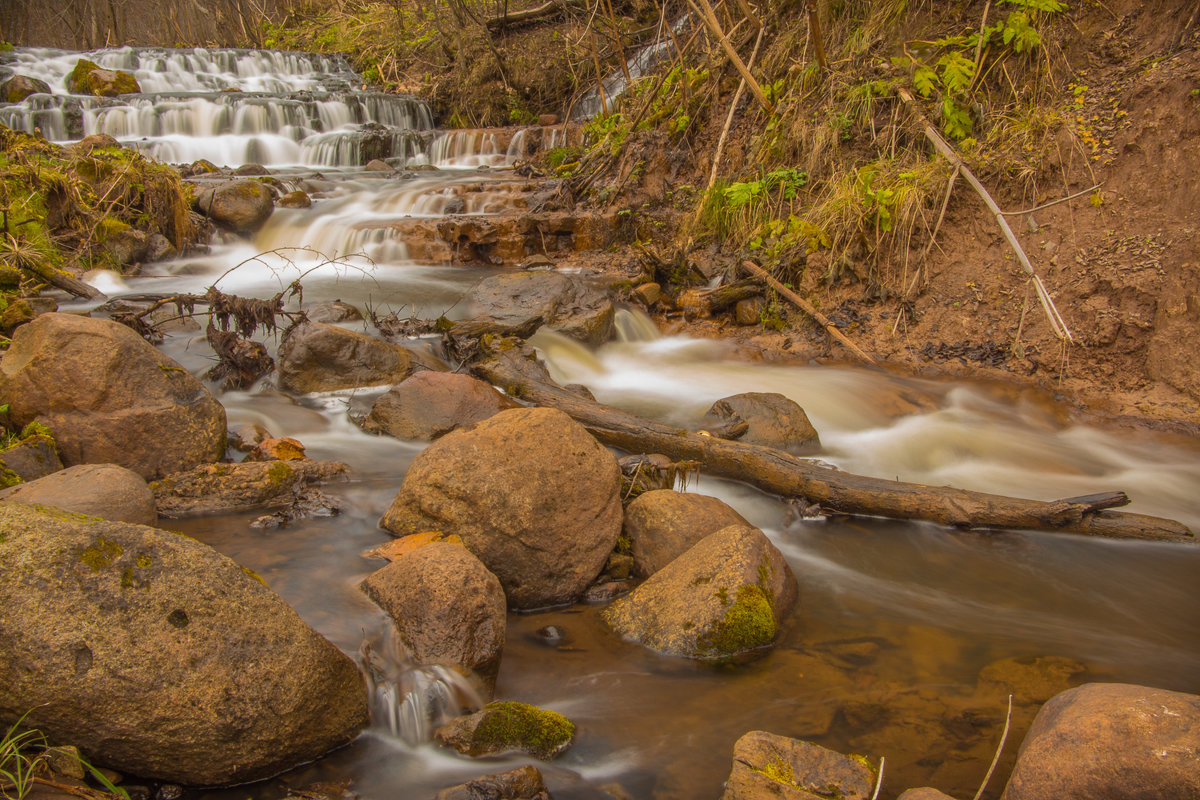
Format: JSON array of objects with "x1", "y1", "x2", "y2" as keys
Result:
[
  {"x1": 363, "y1": 371, "x2": 520, "y2": 441},
  {"x1": 623, "y1": 489, "x2": 751, "y2": 578},
  {"x1": 194, "y1": 180, "x2": 274, "y2": 236},
  {"x1": 602, "y1": 525, "x2": 798, "y2": 660},
  {"x1": 0, "y1": 313, "x2": 227, "y2": 480},
  {"x1": 360, "y1": 542, "x2": 506, "y2": 683},
  {"x1": 461, "y1": 271, "x2": 615, "y2": 345},
  {"x1": 434, "y1": 701, "x2": 575, "y2": 760},
  {"x1": 0, "y1": 502, "x2": 368, "y2": 785},
  {"x1": 277, "y1": 321, "x2": 413, "y2": 394},
  {"x1": 65, "y1": 59, "x2": 141, "y2": 96},
  {"x1": 1, "y1": 74, "x2": 52, "y2": 102},
  {"x1": 701, "y1": 392, "x2": 820, "y2": 453},
  {"x1": 0, "y1": 464, "x2": 156, "y2": 525},
  {"x1": 721, "y1": 731, "x2": 876, "y2": 800},
  {"x1": 1002, "y1": 682, "x2": 1200, "y2": 800},
  {"x1": 379, "y1": 407, "x2": 622, "y2": 609}
]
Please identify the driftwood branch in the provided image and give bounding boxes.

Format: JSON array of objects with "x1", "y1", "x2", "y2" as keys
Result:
[
  {"x1": 897, "y1": 88, "x2": 1073, "y2": 343},
  {"x1": 471, "y1": 344, "x2": 1194, "y2": 543},
  {"x1": 485, "y1": 0, "x2": 586, "y2": 32},
  {"x1": 740, "y1": 260, "x2": 878, "y2": 366}
]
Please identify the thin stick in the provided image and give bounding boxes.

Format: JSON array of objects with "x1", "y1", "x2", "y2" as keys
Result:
[
  {"x1": 806, "y1": 0, "x2": 828, "y2": 71},
  {"x1": 687, "y1": 0, "x2": 771, "y2": 110},
  {"x1": 898, "y1": 87, "x2": 1073, "y2": 342},
  {"x1": 870, "y1": 756, "x2": 886, "y2": 800},
  {"x1": 707, "y1": 25, "x2": 766, "y2": 191},
  {"x1": 972, "y1": 695, "x2": 1013, "y2": 800},
  {"x1": 741, "y1": 260, "x2": 878, "y2": 366},
  {"x1": 998, "y1": 182, "x2": 1103, "y2": 216}
]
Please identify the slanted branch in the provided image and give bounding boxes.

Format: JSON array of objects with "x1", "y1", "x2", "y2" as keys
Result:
[
  {"x1": 471, "y1": 343, "x2": 1194, "y2": 543},
  {"x1": 485, "y1": 0, "x2": 587, "y2": 32}
]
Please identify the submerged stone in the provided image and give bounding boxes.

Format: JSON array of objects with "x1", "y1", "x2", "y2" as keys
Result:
[{"x1": 721, "y1": 731, "x2": 876, "y2": 800}]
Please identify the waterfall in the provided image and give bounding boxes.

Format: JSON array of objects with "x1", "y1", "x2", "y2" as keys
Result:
[
  {"x1": 572, "y1": 14, "x2": 693, "y2": 120},
  {"x1": 358, "y1": 630, "x2": 483, "y2": 746}
]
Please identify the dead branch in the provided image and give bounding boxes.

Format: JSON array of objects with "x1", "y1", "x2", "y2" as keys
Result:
[
  {"x1": 740, "y1": 260, "x2": 878, "y2": 366},
  {"x1": 485, "y1": 0, "x2": 587, "y2": 32},
  {"x1": 686, "y1": 0, "x2": 771, "y2": 110},
  {"x1": 470, "y1": 343, "x2": 1194, "y2": 542}
]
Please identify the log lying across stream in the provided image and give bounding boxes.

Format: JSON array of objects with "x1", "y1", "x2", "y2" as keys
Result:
[{"x1": 471, "y1": 344, "x2": 1195, "y2": 543}]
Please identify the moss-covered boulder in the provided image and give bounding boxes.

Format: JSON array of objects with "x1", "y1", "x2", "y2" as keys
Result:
[
  {"x1": 0, "y1": 74, "x2": 52, "y2": 102},
  {"x1": 194, "y1": 179, "x2": 274, "y2": 236},
  {"x1": 602, "y1": 525, "x2": 798, "y2": 660},
  {"x1": 720, "y1": 731, "x2": 876, "y2": 800},
  {"x1": 0, "y1": 502, "x2": 368, "y2": 785},
  {"x1": 360, "y1": 541, "x2": 506, "y2": 686},
  {"x1": 0, "y1": 424, "x2": 62, "y2": 482},
  {"x1": 623, "y1": 489, "x2": 751, "y2": 578},
  {"x1": 434, "y1": 701, "x2": 575, "y2": 759},
  {"x1": 277, "y1": 320, "x2": 414, "y2": 394},
  {"x1": 64, "y1": 59, "x2": 141, "y2": 97},
  {"x1": 0, "y1": 313, "x2": 226, "y2": 480},
  {"x1": 1, "y1": 464, "x2": 156, "y2": 525},
  {"x1": 379, "y1": 407, "x2": 623, "y2": 609}
]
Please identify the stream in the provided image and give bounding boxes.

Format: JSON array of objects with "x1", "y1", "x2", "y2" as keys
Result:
[{"x1": 2, "y1": 46, "x2": 1199, "y2": 800}]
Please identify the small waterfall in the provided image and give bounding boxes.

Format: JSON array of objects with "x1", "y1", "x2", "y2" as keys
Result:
[
  {"x1": 614, "y1": 307, "x2": 661, "y2": 342},
  {"x1": 359, "y1": 631, "x2": 483, "y2": 746},
  {"x1": 431, "y1": 129, "x2": 515, "y2": 168},
  {"x1": 573, "y1": 15, "x2": 693, "y2": 120}
]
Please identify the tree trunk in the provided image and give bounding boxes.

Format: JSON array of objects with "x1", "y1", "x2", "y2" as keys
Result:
[{"x1": 470, "y1": 343, "x2": 1194, "y2": 543}]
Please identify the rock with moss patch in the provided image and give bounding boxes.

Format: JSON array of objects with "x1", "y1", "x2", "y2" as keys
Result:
[
  {"x1": 434, "y1": 701, "x2": 575, "y2": 759},
  {"x1": 379, "y1": 407, "x2": 622, "y2": 609},
  {"x1": 623, "y1": 489, "x2": 751, "y2": 578},
  {"x1": 1, "y1": 464, "x2": 156, "y2": 525},
  {"x1": 434, "y1": 764, "x2": 549, "y2": 800},
  {"x1": 0, "y1": 502, "x2": 368, "y2": 785},
  {"x1": 0, "y1": 313, "x2": 226, "y2": 480},
  {"x1": 361, "y1": 541, "x2": 506, "y2": 686},
  {"x1": 151, "y1": 459, "x2": 348, "y2": 517},
  {"x1": 64, "y1": 60, "x2": 141, "y2": 96},
  {"x1": 193, "y1": 179, "x2": 274, "y2": 236},
  {"x1": 277, "y1": 320, "x2": 414, "y2": 394},
  {"x1": 0, "y1": 427, "x2": 62, "y2": 482},
  {"x1": 0, "y1": 75, "x2": 52, "y2": 102},
  {"x1": 602, "y1": 525, "x2": 797, "y2": 660},
  {"x1": 721, "y1": 731, "x2": 875, "y2": 800}
]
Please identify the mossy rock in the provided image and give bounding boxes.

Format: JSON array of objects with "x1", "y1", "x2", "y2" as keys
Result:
[
  {"x1": 434, "y1": 701, "x2": 576, "y2": 759},
  {"x1": 65, "y1": 59, "x2": 141, "y2": 97},
  {"x1": 0, "y1": 75, "x2": 52, "y2": 103},
  {"x1": 602, "y1": 525, "x2": 798, "y2": 660}
]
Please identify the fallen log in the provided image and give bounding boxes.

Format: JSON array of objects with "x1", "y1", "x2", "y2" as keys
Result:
[
  {"x1": 472, "y1": 343, "x2": 1194, "y2": 542},
  {"x1": 485, "y1": 0, "x2": 587, "y2": 32},
  {"x1": 23, "y1": 261, "x2": 102, "y2": 299}
]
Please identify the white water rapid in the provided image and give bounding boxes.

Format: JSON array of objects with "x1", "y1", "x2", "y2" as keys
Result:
[{"x1": 4, "y1": 43, "x2": 1198, "y2": 800}]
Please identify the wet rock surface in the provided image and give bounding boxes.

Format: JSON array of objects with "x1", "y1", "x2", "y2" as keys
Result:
[
  {"x1": 701, "y1": 392, "x2": 821, "y2": 453},
  {"x1": 434, "y1": 701, "x2": 576, "y2": 759},
  {"x1": 721, "y1": 730, "x2": 876, "y2": 800},
  {"x1": 361, "y1": 541, "x2": 507, "y2": 683},
  {"x1": 461, "y1": 271, "x2": 615, "y2": 345},
  {"x1": 1, "y1": 463, "x2": 157, "y2": 525},
  {"x1": 434, "y1": 765, "x2": 550, "y2": 800},
  {"x1": 623, "y1": 489, "x2": 751, "y2": 578},
  {"x1": 0, "y1": 313, "x2": 226, "y2": 480},
  {"x1": 151, "y1": 459, "x2": 348, "y2": 517},
  {"x1": 194, "y1": 179, "x2": 274, "y2": 236},
  {"x1": 363, "y1": 371, "x2": 520, "y2": 441},
  {"x1": 380, "y1": 407, "x2": 622, "y2": 609},
  {"x1": 603, "y1": 524, "x2": 798, "y2": 660},
  {"x1": 277, "y1": 320, "x2": 414, "y2": 393},
  {"x1": 1003, "y1": 682, "x2": 1200, "y2": 800},
  {"x1": 0, "y1": 502, "x2": 368, "y2": 785}
]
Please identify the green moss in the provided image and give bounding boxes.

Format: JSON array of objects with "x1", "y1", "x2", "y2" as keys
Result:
[
  {"x1": 472, "y1": 701, "x2": 576, "y2": 759},
  {"x1": 19, "y1": 421, "x2": 53, "y2": 443},
  {"x1": 77, "y1": 536, "x2": 123, "y2": 571},
  {"x1": 759, "y1": 756, "x2": 795, "y2": 784},
  {"x1": 241, "y1": 566, "x2": 267, "y2": 585},
  {"x1": 697, "y1": 584, "x2": 777, "y2": 658},
  {"x1": 135, "y1": 554, "x2": 153, "y2": 568},
  {"x1": 715, "y1": 586, "x2": 729, "y2": 605},
  {"x1": 615, "y1": 533, "x2": 632, "y2": 555},
  {"x1": 0, "y1": 465, "x2": 20, "y2": 489},
  {"x1": 266, "y1": 461, "x2": 293, "y2": 485}
]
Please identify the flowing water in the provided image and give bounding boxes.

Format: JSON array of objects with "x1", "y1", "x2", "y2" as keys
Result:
[{"x1": 4, "y1": 46, "x2": 1199, "y2": 800}]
